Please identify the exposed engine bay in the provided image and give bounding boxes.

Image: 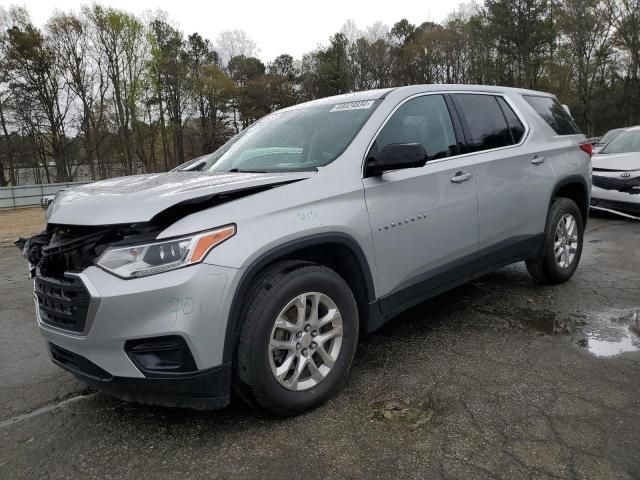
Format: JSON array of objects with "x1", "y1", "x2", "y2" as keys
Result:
[
  {"x1": 17, "y1": 223, "x2": 160, "y2": 280},
  {"x1": 16, "y1": 180, "x2": 293, "y2": 279}
]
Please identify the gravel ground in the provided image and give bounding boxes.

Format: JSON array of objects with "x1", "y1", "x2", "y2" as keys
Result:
[{"x1": 0, "y1": 212, "x2": 639, "y2": 479}]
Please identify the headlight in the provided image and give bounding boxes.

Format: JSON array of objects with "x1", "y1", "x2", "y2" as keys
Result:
[{"x1": 96, "y1": 225, "x2": 236, "y2": 278}]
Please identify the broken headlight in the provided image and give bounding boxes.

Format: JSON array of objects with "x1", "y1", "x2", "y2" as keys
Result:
[{"x1": 96, "y1": 225, "x2": 235, "y2": 279}]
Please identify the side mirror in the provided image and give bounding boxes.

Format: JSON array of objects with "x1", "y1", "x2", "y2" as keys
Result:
[{"x1": 365, "y1": 143, "x2": 427, "y2": 177}]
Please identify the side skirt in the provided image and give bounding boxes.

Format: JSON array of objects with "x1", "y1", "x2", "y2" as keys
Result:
[{"x1": 366, "y1": 234, "x2": 544, "y2": 332}]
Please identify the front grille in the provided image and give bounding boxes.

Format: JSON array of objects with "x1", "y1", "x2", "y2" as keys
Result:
[
  {"x1": 35, "y1": 275, "x2": 91, "y2": 333},
  {"x1": 49, "y1": 343, "x2": 112, "y2": 380},
  {"x1": 592, "y1": 175, "x2": 640, "y2": 194}
]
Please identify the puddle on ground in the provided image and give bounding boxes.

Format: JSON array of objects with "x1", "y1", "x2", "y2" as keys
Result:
[
  {"x1": 371, "y1": 398, "x2": 434, "y2": 428},
  {"x1": 583, "y1": 309, "x2": 640, "y2": 357},
  {"x1": 522, "y1": 307, "x2": 640, "y2": 358},
  {"x1": 522, "y1": 310, "x2": 580, "y2": 335}
]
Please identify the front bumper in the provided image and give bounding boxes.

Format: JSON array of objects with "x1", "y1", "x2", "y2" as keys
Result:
[
  {"x1": 37, "y1": 262, "x2": 241, "y2": 409},
  {"x1": 49, "y1": 343, "x2": 231, "y2": 409},
  {"x1": 591, "y1": 185, "x2": 640, "y2": 219}
]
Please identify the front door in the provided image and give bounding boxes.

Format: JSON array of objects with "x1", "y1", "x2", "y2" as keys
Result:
[{"x1": 362, "y1": 94, "x2": 479, "y2": 314}]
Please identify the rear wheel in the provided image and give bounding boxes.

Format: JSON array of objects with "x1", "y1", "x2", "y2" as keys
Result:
[
  {"x1": 526, "y1": 198, "x2": 584, "y2": 284},
  {"x1": 234, "y1": 261, "x2": 359, "y2": 415}
]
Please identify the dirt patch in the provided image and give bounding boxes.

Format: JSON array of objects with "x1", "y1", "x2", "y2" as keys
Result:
[
  {"x1": 371, "y1": 398, "x2": 435, "y2": 428},
  {"x1": 0, "y1": 207, "x2": 46, "y2": 247}
]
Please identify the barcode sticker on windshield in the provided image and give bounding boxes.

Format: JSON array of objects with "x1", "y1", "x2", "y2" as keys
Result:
[{"x1": 330, "y1": 100, "x2": 375, "y2": 112}]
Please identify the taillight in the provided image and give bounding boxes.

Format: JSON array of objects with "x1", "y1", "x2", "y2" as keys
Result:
[{"x1": 579, "y1": 143, "x2": 593, "y2": 156}]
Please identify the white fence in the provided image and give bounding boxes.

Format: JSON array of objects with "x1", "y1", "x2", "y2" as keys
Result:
[{"x1": 0, "y1": 182, "x2": 89, "y2": 209}]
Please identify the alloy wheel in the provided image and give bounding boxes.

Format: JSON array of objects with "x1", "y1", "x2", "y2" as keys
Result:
[
  {"x1": 554, "y1": 213, "x2": 579, "y2": 268},
  {"x1": 268, "y1": 292, "x2": 343, "y2": 391}
]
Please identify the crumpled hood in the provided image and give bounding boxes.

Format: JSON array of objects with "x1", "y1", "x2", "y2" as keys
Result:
[
  {"x1": 46, "y1": 171, "x2": 313, "y2": 226},
  {"x1": 592, "y1": 152, "x2": 640, "y2": 172}
]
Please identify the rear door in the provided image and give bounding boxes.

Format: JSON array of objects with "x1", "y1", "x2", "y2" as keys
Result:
[
  {"x1": 362, "y1": 94, "x2": 479, "y2": 311},
  {"x1": 451, "y1": 93, "x2": 555, "y2": 255}
]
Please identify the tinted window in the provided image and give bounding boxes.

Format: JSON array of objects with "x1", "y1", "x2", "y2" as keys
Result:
[
  {"x1": 497, "y1": 97, "x2": 525, "y2": 143},
  {"x1": 372, "y1": 95, "x2": 458, "y2": 161},
  {"x1": 453, "y1": 94, "x2": 513, "y2": 152},
  {"x1": 523, "y1": 95, "x2": 580, "y2": 135}
]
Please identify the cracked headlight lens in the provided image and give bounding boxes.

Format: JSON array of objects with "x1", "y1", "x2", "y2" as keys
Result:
[{"x1": 96, "y1": 225, "x2": 236, "y2": 278}]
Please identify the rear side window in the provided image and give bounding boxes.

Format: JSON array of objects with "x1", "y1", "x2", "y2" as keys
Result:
[
  {"x1": 497, "y1": 97, "x2": 525, "y2": 143},
  {"x1": 523, "y1": 95, "x2": 580, "y2": 135},
  {"x1": 452, "y1": 94, "x2": 513, "y2": 152}
]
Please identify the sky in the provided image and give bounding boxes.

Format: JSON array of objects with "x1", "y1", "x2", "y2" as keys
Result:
[{"x1": 7, "y1": 0, "x2": 465, "y2": 62}]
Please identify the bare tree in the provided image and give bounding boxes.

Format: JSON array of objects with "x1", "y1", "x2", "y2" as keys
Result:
[
  {"x1": 6, "y1": 10, "x2": 75, "y2": 182},
  {"x1": 48, "y1": 11, "x2": 109, "y2": 180},
  {"x1": 0, "y1": 6, "x2": 17, "y2": 185},
  {"x1": 87, "y1": 5, "x2": 147, "y2": 175},
  {"x1": 148, "y1": 17, "x2": 188, "y2": 168},
  {"x1": 215, "y1": 30, "x2": 258, "y2": 67}
]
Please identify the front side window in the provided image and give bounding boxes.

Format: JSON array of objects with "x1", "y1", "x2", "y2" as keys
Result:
[
  {"x1": 453, "y1": 94, "x2": 513, "y2": 152},
  {"x1": 601, "y1": 129, "x2": 640, "y2": 154},
  {"x1": 371, "y1": 95, "x2": 458, "y2": 161},
  {"x1": 202, "y1": 100, "x2": 380, "y2": 172}
]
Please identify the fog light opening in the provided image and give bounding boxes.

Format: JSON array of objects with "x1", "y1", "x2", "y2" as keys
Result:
[{"x1": 125, "y1": 336, "x2": 197, "y2": 377}]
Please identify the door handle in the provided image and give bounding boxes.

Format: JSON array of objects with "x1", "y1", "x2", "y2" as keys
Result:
[
  {"x1": 531, "y1": 156, "x2": 546, "y2": 165},
  {"x1": 450, "y1": 171, "x2": 473, "y2": 183}
]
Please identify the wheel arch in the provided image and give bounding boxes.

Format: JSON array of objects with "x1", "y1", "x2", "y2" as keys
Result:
[
  {"x1": 222, "y1": 233, "x2": 378, "y2": 364},
  {"x1": 550, "y1": 175, "x2": 590, "y2": 226}
]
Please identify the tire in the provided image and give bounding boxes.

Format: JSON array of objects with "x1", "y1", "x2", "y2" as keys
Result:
[
  {"x1": 526, "y1": 197, "x2": 584, "y2": 284},
  {"x1": 234, "y1": 261, "x2": 359, "y2": 416}
]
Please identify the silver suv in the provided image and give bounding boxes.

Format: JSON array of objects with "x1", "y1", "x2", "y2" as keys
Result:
[{"x1": 22, "y1": 85, "x2": 591, "y2": 415}]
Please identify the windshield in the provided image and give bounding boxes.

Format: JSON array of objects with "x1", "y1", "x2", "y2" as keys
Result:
[
  {"x1": 598, "y1": 129, "x2": 622, "y2": 146},
  {"x1": 201, "y1": 100, "x2": 380, "y2": 173},
  {"x1": 601, "y1": 129, "x2": 640, "y2": 154}
]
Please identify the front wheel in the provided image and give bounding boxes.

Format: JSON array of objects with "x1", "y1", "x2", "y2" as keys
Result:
[
  {"x1": 526, "y1": 197, "x2": 584, "y2": 284},
  {"x1": 234, "y1": 261, "x2": 359, "y2": 415}
]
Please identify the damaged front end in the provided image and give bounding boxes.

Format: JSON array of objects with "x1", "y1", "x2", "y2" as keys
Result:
[
  {"x1": 15, "y1": 232, "x2": 52, "y2": 278},
  {"x1": 17, "y1": 223, "x2": 160, "y2": 277},
  {"x1": 17, "y1": 223, "x2": 161, "y2": 333},
  {"x1": 17, "y1": 172, "x2": 309, "y2": 336},
  {"x1": 17, "y1": 176, "x2": 300, "y2": 278}
]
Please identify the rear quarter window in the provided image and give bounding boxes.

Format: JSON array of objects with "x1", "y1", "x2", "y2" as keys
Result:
[{"x1": 523, "y1": 95, "x2": 581, "y2": 135}]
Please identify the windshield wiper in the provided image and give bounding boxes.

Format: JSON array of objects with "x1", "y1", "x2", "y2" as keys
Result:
[
  {"x1": 176, "y1": 160, "x2": 207, "y2": 172},
  {"x1": 228, "y1": 167, "x2": 318, "y2": 173},
  {"x1": 228, "y1": 168, "x2": 269, "y2": 173}
]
